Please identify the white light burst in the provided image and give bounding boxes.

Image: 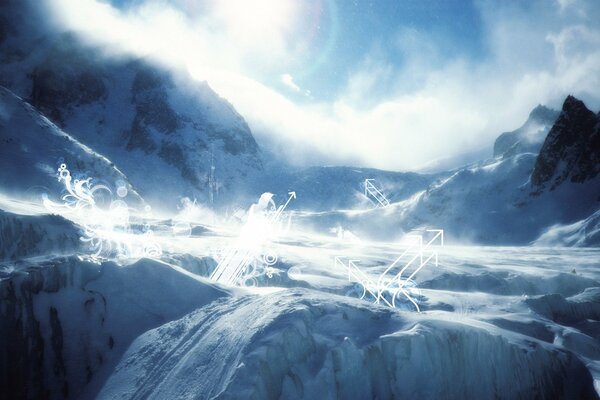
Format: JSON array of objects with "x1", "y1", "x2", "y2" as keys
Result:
[{"x1": 43, "y1": 163, "x2": 161, "y2": 260}]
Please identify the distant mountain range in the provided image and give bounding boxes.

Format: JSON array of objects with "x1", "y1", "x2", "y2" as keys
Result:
[{"x1": 295, "y1": 96, "x2": 600, "y2": 246}]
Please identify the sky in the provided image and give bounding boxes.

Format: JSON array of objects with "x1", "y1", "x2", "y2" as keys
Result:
[{"x1": 44, "y1": 0, "x2": 600, "y2": 171}]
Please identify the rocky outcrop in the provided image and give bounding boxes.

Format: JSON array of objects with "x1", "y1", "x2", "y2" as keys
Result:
[
  {"x1": 0, "y1": 256, "x2": 230, "y2": 399},
  {"x1": 531, "y1": 96, "x2": 600, "y2": 191}
]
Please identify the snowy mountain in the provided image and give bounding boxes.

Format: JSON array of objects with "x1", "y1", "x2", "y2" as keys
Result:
[
  {"x1": 531, "y1": 96, "x2": 600, "y2": 191},
  {"x1": 0, "y1": 0, "x2": 437, "y2": 216},
  {"x1": 0, "y1": 0, "x2": 263, "y2": 210},
  {"x1": 294, "y1": 96, "x2": 600, "y2": 245},
  {"x1": 2, "y1": 1, "x2": 600, "y2": 400},
  {"x1": 493, "y1": 105, "x2": 560, "y2": 159},
  {"x1": 0, "y1": 86, "x2": 142, "y2": 206}
]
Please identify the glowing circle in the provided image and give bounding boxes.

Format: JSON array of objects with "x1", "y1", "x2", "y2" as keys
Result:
[
  {"x1": 263, "y1": 253, "x2": 278, "y2": 265},
  {"x1": 287, "y1": 266, "x2": 302, "y2": 280},
  {"x1": 116, "y1": 186, "x2": 128, "y2": 197}
]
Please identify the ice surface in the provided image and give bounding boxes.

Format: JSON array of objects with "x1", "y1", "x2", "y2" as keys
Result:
[
  {"x1": 0, "y1": 208, "x2": 81, "y2": 261},
  {"x1": 3, "y1": 208, "x2": 600, "y2": 399},
  {"x1": 0, "y1": 253, "x2": 233, "y2": 399},
  {"x1": 98, "y1": 289, "x2": 597, "y2": 399}
]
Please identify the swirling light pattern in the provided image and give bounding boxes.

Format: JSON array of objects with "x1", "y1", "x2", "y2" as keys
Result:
[{"x1": 43, "y1": 163, "x2": 162, "y2": 260}]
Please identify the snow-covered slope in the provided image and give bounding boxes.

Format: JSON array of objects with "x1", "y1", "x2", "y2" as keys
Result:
[
  {"x1": 98, "y1": 288, "x2": 596, "y2": 399},
  {"x1": 91, "y1": 238, "x2": 600, "y2": 399},
  {"x1": 294, "y1": 96, "x2": 600, "y2": 245},
  {"x1": 535, "y1": 209, "x2": 600, "y2": 247},
  {"x1": 0, "y1": 209, "x2": 81, "y2": 260},
  {"x1": 0, "y1": 255, "x2": 231, "y2": 399},
  {"x1": 0, "y1": 86, "x2": 142, "y2": 206}
]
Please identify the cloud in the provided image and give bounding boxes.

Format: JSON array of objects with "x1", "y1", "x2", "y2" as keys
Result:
[
  {"x1": 43, "y1": 0, "x2": 600, "y2": 171},
  {"x1": 281, "y1": 73, "x2": 301, "y2": 93}
]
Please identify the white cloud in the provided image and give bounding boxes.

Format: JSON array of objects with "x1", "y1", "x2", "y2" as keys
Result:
[
  {"x1": 281, "y1": 73, "x2": 301, "y2": 93},
  {"x1": 43, "y1": 0, "x2": 600, "y2": 171}
]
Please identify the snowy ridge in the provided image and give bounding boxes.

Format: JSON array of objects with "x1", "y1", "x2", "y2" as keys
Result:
[
  {"x1": 292, "y1": 96, "x2": 600, "y2": 246},
  {"x1": 0, "y1": 255, "x2": 232, "y2": 399},
  {"x1": 535, "y1": 209, "x2": 600, "y2": 247},
  {"x1": 0, "y1": 86, "x2": 143, "y2": 206},
  {"x1": 98, "y1": 289, "x2": 596, "y2": 399},
  {"x1": 0, "y1": 209, "x2": 81, "y2": 261}
]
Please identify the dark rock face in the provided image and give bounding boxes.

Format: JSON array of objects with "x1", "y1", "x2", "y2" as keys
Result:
[
  {"x1": 531, "y1": 96, "x2": 600, "y2": 191},
  {"x1": 0, "y1": 279, "x2": 46, "y2": 399},
  {"x1": 0, "y1": 1, "x2": 263, "y2": 207},
  {"x1": 493, "y1": 105, "x2": 559, "y2": 158},
  {"x1": 127, "y1": 65, "x2": 181, "y2": 153},
  {"x1": 0, "y1": 259, "x2": 106, "y2": 400},
  {"x1": 158, "y1": 141, "x2": 200, "y2": 185},
  {"x1": 29, "y1": 43, "x2": 108, "y2": 126}
]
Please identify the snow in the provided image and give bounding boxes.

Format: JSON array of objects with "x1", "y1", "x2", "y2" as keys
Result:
[
  {"x1": 3, "y1": 207, "x2": 600, "y2": 399},
  {"x1": 535, "y1": 209, "x2": 600, "y2": 247},
  {"x1": 80, "y1": 226, "x2": 599, "y2": 399},
  {"x1": 0, "y1": 208, "x2": 81, "y2": 261},
  {"x1": 1, "y1": 253, "x2": 234, "y2": 399},
  {"x1": 98, "y1": 288, "x2": 597, "y2": 399},
  {"x1": 0, "y1": 86, "x2": 143, "y2": 207},
  {"x1": 1, "y1": 3, "x2": 600, "y2": 398}
]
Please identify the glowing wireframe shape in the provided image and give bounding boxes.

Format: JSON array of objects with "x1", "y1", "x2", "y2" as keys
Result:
[
  {"x1": 210, "y1": 191, "x2": 295, "y2": 286},
  {"x1": 363, "y1": 179, "x2": 390, "y2": 207},
  {"x1": 336, "y1": 229, "x2": 443, "y2": 312}
]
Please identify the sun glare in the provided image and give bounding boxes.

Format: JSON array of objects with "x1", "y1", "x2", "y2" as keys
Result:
[{"x1": 212, "y1": 0, "x2": 295, "y2": 41}]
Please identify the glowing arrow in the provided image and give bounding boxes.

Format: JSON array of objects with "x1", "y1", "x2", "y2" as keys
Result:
[{"x1": 272, "y1": 191, "x2": 296, "y2": 222}]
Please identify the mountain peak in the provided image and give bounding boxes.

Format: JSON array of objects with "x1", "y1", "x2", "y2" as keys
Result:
[
  {"x1": 562, "y1": 95, "x2": 588, "y2": 115},
  {"x1": 528, "y1": 104, "x2": 559, "y2": 123},
  {"x1": 493, "y1": 104, "x2": 559, "y2": 158},
  {"x1": 531, "y1": 96, "x2": 600, "y2": 190}
]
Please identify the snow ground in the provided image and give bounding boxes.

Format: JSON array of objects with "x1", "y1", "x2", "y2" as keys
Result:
[
  {"x1": 2, "y1": 210, "x2": 600, "y2": 399},
  {"x1": 97, "y1": 224, "x2": 600, "y2": 399}
]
